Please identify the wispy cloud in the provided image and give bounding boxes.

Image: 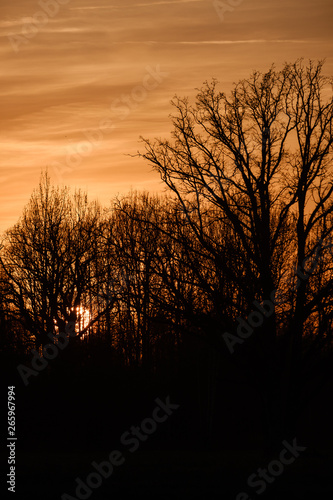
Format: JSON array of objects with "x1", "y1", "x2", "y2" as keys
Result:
[
  {"x1": 175, "y1": 39, "x2": 309, "y2": 45},
  {"x1": 135, "y1": 0, "x2": 203, "y2": 6},
  {"x1": 69, "y1": 6, "x2": 119, "y2": 11},
  {"x1": 0, "y1": 19, "x2": 26, "y2": 28},
  {"x1": 108, "y1": 39, "x2": 309, "y2": 45},
  {"x1": 70, "y1": 0, "x2": 202, "y2": 10}
]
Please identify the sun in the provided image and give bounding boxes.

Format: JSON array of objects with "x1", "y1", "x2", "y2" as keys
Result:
[
  {"x1": 77, "y1": 305, "x2": 91, "y2": 330},
  {"x1": 53, "y1": 305, "x2": 92, "y2": 338}
]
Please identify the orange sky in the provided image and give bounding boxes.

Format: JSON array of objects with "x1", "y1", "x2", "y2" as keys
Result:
[{"x1": 1, "y1": 0, "x2": 333, "y2": 232}]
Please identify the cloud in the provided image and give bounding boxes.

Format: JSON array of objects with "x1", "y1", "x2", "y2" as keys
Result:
[
  {"x1": 0, "y1": 19, "x2": 27, "y2": 28},
  {"x1": 1, "y1": 0, "x2": 332, "y2": 232},
  {"x1": 135, "y1": 0, "x2": 203, "y2": 6},
  {"x1": 174, "y1": 39, "x2": 309, "y2": 45},
  {"x1": 69, "y1": 5, "x2": 119, "y2": 11}
]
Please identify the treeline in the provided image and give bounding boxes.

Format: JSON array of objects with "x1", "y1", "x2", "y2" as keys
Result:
[
  {"x1": 2, "y1": 61, "x2": 333, "y2": 450},
  {"x1": 2, "y1": 173, "x2": 333, "y2": 362},
  {"x1": 0, "y1": 174, "x2": 332, "y2": 451},
  {"x1": 0, "y1": 175, "x2": 223, "y2": 373},
  {"x1": 1, "y1": 173, "x2": 333, "y2": 372}
]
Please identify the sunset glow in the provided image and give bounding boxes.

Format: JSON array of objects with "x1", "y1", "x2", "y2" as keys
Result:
[
  {"x1": 1, "y1": 0, "x2": 333, "y2": 232},
  {"x1": 76, "y1": 305, "x2": 92, "y2": 340}
]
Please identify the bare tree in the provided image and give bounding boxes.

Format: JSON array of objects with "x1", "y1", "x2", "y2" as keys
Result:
[
  {"x1": 0, "y1": 173, "x2": 114, "y2": 348},
  {"x1": 105, "y1": 191, "x2": 176, "y2": 370},
  {"x1": 138, "y1": 59, "x2": 333, "y2": 448}
]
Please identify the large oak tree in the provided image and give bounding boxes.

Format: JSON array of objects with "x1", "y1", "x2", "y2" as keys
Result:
[{"x1": 138, "y1": 59, "x2": 333, "y2": 449}]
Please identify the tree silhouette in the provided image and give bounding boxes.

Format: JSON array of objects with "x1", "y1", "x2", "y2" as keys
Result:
[
  {"x1": 1, "y1": 60, "x2": 333, "y2": 460},
  {"x1": 138, "y1": 59, "x2": 333, "y2": 449},
  {"x1": 0, "y1": 173, "x2": 113, "y2": 348}
]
